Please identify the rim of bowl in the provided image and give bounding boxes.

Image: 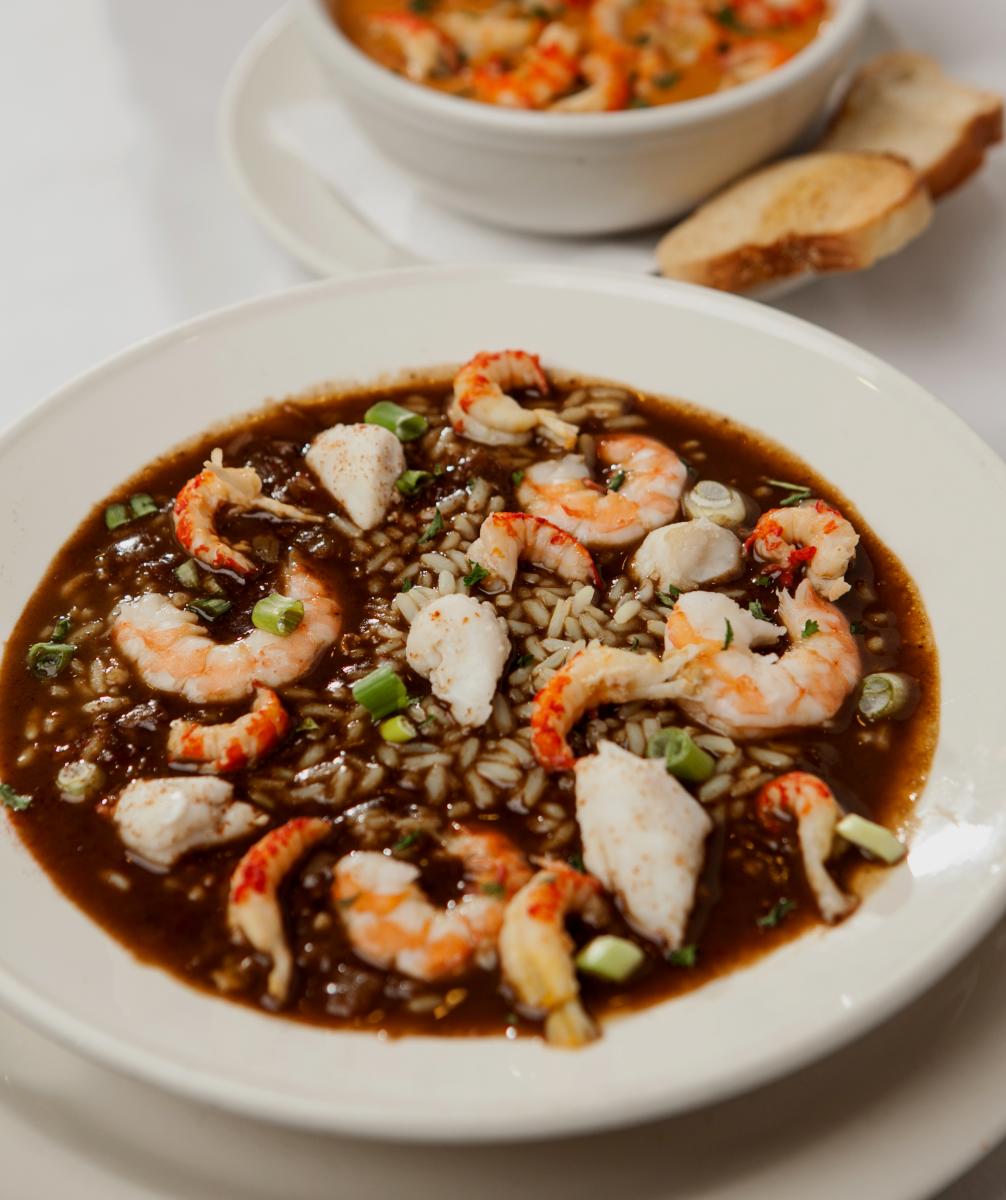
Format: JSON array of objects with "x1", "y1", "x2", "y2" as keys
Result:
[{"x1": 298, "y1": 0, "x2": 869, "y2": 139}]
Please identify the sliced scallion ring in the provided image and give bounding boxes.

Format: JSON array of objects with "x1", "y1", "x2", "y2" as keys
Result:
[
  {"x1": 251, "y1": 593, "x2": 304, "y2": 636},
  {"x1": 379, "y1": 714, "x2": 417, "y2": 743},
  {"x1": 575, "y1": 935, "x2": 645, "y2": 982},
  {"x1": 353, "y1": 664, "x2": 409, "y2": 720},
  {"x1": 858, "y1": 672, "x2": 914, "y2": 721},
  {"x1": 26, "y1": 641, "x2": 75, "y2": 680},
  {"x1": 396, "y1": 469, "x2": 433, "y2": 497},
  {"x1": 364, "y1": 400, "x2": 429, "y2": 443},
  {"x1": 174, "y1": 559, "x2": 201, "y2": 589},
  {"x1": 129, "y1": 493, "x2": 158, "y2": 518},
  {"x1": 187, "y1": 597, "x2": 232, "y2": 622},
  {"x1": 645, "y1": 728, "x2": 715, "y2": 784},
  {"x1": 104, "y1": 502, "x2": 131, "y2": 531},
  {"x1": 835, "y1": 813, "x2": 906, "y2": 864}
]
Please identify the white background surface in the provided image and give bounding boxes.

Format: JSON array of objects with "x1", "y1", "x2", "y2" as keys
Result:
[{"x1": 0, "y1": 1, "x2": 1004, "y2": 1196}]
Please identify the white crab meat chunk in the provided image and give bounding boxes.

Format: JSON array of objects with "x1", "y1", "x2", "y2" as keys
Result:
[
  {"x1": 406, "y1": 593, "x2": 511, "y2": 727},
  {"x1": 631, "y1": 517, "x2": 743, "y2": 593},
  {"x1": 305, "y1": 423, "x2": 405, "y2": 531},
  {"x1": 574, "y1": 741, "x2": 713, "y2": 950},
  {"x1": 114, "y1": 778, "x2": 264, "y2": 869}
]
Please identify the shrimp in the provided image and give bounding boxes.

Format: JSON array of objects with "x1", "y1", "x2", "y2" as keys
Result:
[
  {"x1": 756, "y1": 771, "x2": 855, "y2": 922},
  {"x1": 368, "y1": 13, "x2": 459, "y2": 81},
  {"x1": 172, "y1": 449, "x2": 319, "y2": 578},
  {"x1": 114, "y1": 777, "x2": 265, "y2": 870},
  {"x1": 167, "y1": 686, "x2": 290, "y2": 774},
  {"x1": 575, "y1": 741, "x2": 712, "y2": 949},
  {"x1": 530, "y1": 643, "x2": 687, "y2": 771},
  {"x1": 498, "y1": 860, "x2": 608, "y2": 1047},
  {"x1": 333, "y1": 826, "x2": 531, "y2": 980},
  {"x1": 228, "y1": 817, "x2": 332, "y2": 1004},
  {"x1": 517, "y1": 433, "x2": 687, "y2": 549},
  {"x1": 436, "y1": 11, "x2": 539, "y2": 62},
  {"x1": 663, "y1": 580, "x2": 861, "y2": 739},
  {"x1": 470, "y1": 25, "x2": 582, "y2": 111},
  {"x1": 730, "y1": 0, "x2": 825, "y2": 30},
  {"x1": 466, "y1": 512, "x2": 601, "y2": 593},
  {"x1": 448, "y1": 350, "x2": 577, "y2": 449},
  {"x1": 718, "y1": 40, "x2": 792, "y2": 88},
  {"x1": 112, "y1": 556, "x2": 342, "y2": 704},
  {"x1": 405, "y1": 592, "x2": 511, "y2": 727},
  {"x1": 592, "y1": 0, "x2": 716, "y2": 65},
  {"x1": 745, "y1": 500, "x2": 860, "y2": 600},
  {"x1": 550, "y1": 51, "x2": 631, "y2": 112},
  {"x1": 630, "y1": 517, "x2": 743, "y2": 593},
  {"x1": 305, "y1": 423, "x2": 405, "y2": 531}
]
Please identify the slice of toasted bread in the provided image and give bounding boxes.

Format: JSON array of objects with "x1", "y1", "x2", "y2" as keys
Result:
[
  {"x1": 655, "y1": 151, "x2": 933, "y2": 293},
  {"x1": 820, "y1": 52, "x2": 1003, "y2": 199}
]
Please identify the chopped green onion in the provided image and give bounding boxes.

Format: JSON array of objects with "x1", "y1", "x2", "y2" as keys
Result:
[
  {"x1": 252, "y1": 593, "x2": 303, "y2": 636},
  {"x1": 353, "y1": 664, "x2": 409, "y2": 720},
  {"x1": 462, "y1": 561, "x2": 489, "y2": 589},
  {"x1": 801, "y1": 619, "x2": 819, "y2": 638},
  {"x1": 481, "y1": 881, "x2": 506, "y2": 897},
  {"x1": 129, "y1": 493, "x2": 158, "y2": 518},
  {"x1": 56, "y1": 760, "x2": 105, "y2": 800},
  {"x1": 757, "y1": 898, "x2": 796, "y2": 929},
  {"x1": 646, "y1": 728, "x2": 715, "y2": 784},
  {"x1": 26, "y1": 641, "x2": 75, "y2": 680},
  {"x1": 654, "y1": 70, "x2": 682, "y2": 88},
  {"x1": 723, "y1": 619, "x2": 734, "y2": 649},
  {"x1": 666, "y1": 943, "x2": 697, "y2": 967},
  {"x1": 657, "y1": 586, "x2": 680, "y2": 608},
  {"x1": 714, "y1": 5, "x2": 750, "y2": 32},
  {"x1": 400, "y1": 579, "x2": 414, "y2": 592},
  {"x1": 296, "y1": 717, "x2": 320, "y2": 733},
  {"x1": 418, "y1": 508, "x2": 444, "y2": 545},
  {"x1": 748, "y1": 600, "x2": 767, "y2": 620},
  {"x1": 364, "y1": 400, "x2": 428, "y2": 442},
  {"x1": 755, "y1": 574, "x2": 772, "y2": 587},
  {"x1": 850, "y1": 620, "x2": 865, "y2": 635},
  {"x1": 568, "y1": 853, "x2": 586, "y2": 873},
  {"x1": 512, "y1": 652, "x2": 535, "y2": 671},
  {"x1": 51, "y1": 615, "x2": 72, "y2": 642},
  {"x1": 174, "y1": 559, "x2": 201, "y2": 589},
  {"x1": 104, "y1": 502, "x2": 131, "y2": 531},
  {"x1": 835, "y1": 814, "x2": 906, "y2": 864},
  {"x1": 396, "y1": 469, "x2": 433, "y2": 497},
  {"x1": 393, "y1": 830, "x2": 421, "y2": 853},
  {"x1": 511, "y1": 469, "x2": 525, "y2": 487},
  {"x1": 575, "y1": 935, "x2": 645, "y2": 982},
  {"x1": 187, "y1": 597, "x2": 232, "y2": 622},
  {"x1": 608, "y1": 469, "x2": 626, "y2": 492},
  {"x1": 781, "y1": 490, "x2": 811, "y2": 508},
  {"x1": 0, "y1": 783, "x2": 31, "y2": 812},
  {"x1": 858, "y1": 672, "x2": 914, "y2": 721},
  {"x1": 379, "y1": 714, "x2": 417, "y2": 743}
]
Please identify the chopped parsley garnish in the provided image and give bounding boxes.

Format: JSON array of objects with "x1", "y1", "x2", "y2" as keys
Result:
[
  {"x1": 462, "y1": 561, "x2": 490, "y2": 589},
  {"x1": 0, "y1": 783, "x2": 31, "y2": 812},
  {"x1": 481, "y1": 881, "x2": 506, "y2": 897},
  {"x1": 568, "y1": 853, "x2": 586, "y2": 873},
  {"x1": 715, "y1": 5, "x2": 751, "y2": 32},
  {"x1": 723, "y1": 619, "x2": 734, "y2": 649},
  {"x1": 850, "y1": 620, "x2": 865, "y2": 635},
  {"x1": 654, "y1": 71, "x2": 682, "y2": 89},
  {"x1": 395, "y1": 469, "x2": 433, "y2": 497},
  {"x1": 755, "y1": 574, "x2": 772, "y2": 588},
  {"x1": 629, "y1": 636, "x2": 641, "y2": 652},
  {"x1": 657, "y1": 586, "x2": 680, "y2": 608},
  {"x1": 418, "y1": 508, "x2": 444, "y2": 545},
  {"x1": 608, "y1": 469, "x2": 626, "y2": 492},
  {"x1": 666, "y1": 944, "x2": 697, "y2": 968},
  {"x1": 296, "y1": 717, "x2": 320, "y2": 733},
  {"x1": 801, "y1": 619, "x2": 820, "y2": 638},
  {"x1": 512, "y1": 652, "x2": 535, "y2": 671},
  {"x1": 765, "y1": 477, "x2": 813, "y2": 508},
  {"x1": 400, "y1": 579, "x2": 414, "y2": 593},
  {"x1": 757, "y1": 898, "x2": 796, "y2": 929},
  {"x1": 51, "y1": 615, "x2": 72, "y2": 642},
  {"x1": 748, "y1": 600, "x2": 767, "y2": 621},
  {"x1": 408, "y1": 0, "x2": 433, "y2": 13},
  {"x1": 511, "y1": 469, "x2": 525, "y2": 488},
  {"x1": 628, "y1": 96, "x2": 651, "y2": 108},
  {"x1": 393, "y1": 831, "x2": 422, "y2": 853}
]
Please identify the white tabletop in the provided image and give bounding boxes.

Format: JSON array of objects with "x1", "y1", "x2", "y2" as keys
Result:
[{"x1": 1, "y1": 1, "x2": 1004, "y2": 1195}]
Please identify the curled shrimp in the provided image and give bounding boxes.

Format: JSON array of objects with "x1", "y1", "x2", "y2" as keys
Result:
[
  {"x1": 730, "y1": 0, "x2": 825, "y2": 30},
  {"x1": 228, "y1": 817, "x2": 332, "y2": 1004},
  {"x1": 466, "y1": 512, "x2": 601, "y2": 593},
  {"x1": 756, "y1": 771, "x2": 855, "y2": 922},
  {"x1": 112, "y1": 556, "x2": 342, "y2": 704},
  {"x1": 517, "y1": 433, "x2": 687, "y2": 549},
  {"x1": 745, "y1": 500, "x2": 860, "y2": 600},
  {"x1": 173, "y1": 449, "x2": 319, "y2": 578},
  {"x1": 167, "y1": 685, "x2": 290, "y2": 774},
  {"x1": 499, "y1": 859, "x2": 608, "y2": 1047},
  {"x1": 663, "y1": 580, "x2": 861, "y2": 739},
  {"x1": 448, "y1": 350, "x2": 577, "y2": 449},
  {"x1": 531, "y1": 643, "x2": 686, "y2": 771},
  {"x1": 550, "y1": 51, "x2": 631, "y2": 112},
  {"x1": 718, "y1": 40, "x2": 792, "y2": 88},
  {"x1": 470, "y1": 24, "x2": 582, "y2": 110},
  {"x1": 333, "y1": 826, "x2": 532, "y2": 980},
  {"x1": 436, "y1": 11, "x2": 540, "y2": 62},
  {"x1": 368, "y1": 13, "x2": 460, "y2": 81}
]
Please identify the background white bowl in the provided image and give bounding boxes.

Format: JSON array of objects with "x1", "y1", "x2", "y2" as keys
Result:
[
  {"x1": 1, "y1": 265, "x2": 1004, "y2": 1141},
  {"x1": 298, "y1": 0, "x2": 868, "y2": 235}
]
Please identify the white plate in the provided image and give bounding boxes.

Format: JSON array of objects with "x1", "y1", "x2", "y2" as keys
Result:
[
  {"x1": 218, "y1": 6, "x2": 897, "y2": 281},
  {"x1": 1, "y1": 265, "x2": 1005, "y2": 1143}
]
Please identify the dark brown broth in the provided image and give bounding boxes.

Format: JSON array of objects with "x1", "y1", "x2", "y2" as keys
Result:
[{"x1": 0, "y1": 378, "x2": 938, "y2": 1038}]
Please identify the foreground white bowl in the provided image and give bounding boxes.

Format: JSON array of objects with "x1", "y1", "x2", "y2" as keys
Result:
[
  {"x1": 299, "y1": 0, "x2": 868, "y2": 234},
  {"x1": 2, "y1": 266, "x2": 1005, "y2": 1141}
]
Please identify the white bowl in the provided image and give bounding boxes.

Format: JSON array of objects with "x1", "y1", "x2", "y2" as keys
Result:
[
  {"x1": 298, "y1": 0, "x2": 868, "y2": 235},
  {"x1": 2, "y1": 265, "x2": 1005, "y2": 1142}
]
